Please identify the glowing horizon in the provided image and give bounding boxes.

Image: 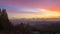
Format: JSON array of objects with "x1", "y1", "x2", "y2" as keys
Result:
[
  {"x1": 8, "y1": 9, "x2": 60, "y2": 19},
  {"x1": 0, "y1": 0, "x2": 60, "y2": 19}
]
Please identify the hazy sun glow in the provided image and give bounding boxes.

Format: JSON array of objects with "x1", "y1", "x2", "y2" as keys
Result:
[{"x1": 8, "y1": 8, "x2": 60, "y2": 19}]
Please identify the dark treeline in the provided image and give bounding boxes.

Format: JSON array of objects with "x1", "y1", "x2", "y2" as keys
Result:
[
  {"x1": 0, "y1": 8, "x2": 60, "y2": 34},
  {"x1": 0, "y1": 9, "x2": 32, "y2": 34},
  {"x1": 0, "y1": 8, "x2": 33, "y2": 34}
]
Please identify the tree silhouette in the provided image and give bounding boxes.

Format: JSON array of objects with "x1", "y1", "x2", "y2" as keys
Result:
[
  {"x1": 24, "y1": 23, "x2": 33, "y2": 34},
  {"x1": 0, "y1": 8, "x2": 3, "y2": 31},
  {"x1": 19, "y1": 23, "x2": 25, "y2": 34},
  {"x1": 0, "y1": 8, "x2": 12, "y2": 34},
  {"x1": 1, "y1": 9, "x2": 11, "y2": 31}
]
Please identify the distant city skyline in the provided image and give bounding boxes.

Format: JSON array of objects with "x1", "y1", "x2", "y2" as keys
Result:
[{"x1": 0, "y1": 0, "x2": 60, "y2": 19}]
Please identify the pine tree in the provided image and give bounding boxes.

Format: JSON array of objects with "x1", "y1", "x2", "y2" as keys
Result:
[
  {"x1": 0, "y1": 9, "x2": 1, "y2": 15},
  {"x1": 1, "y1": 9, "x2": 12, "y2": 31},
  {"x1": 2, "y1": 9, "x2": 9, "y2": 21},
  {"x1": 0, "y1": 8, "x2": 3, "y2": 31},
  {"x1": 0, "y1": 8, "x2": 13, "y2": 34}
]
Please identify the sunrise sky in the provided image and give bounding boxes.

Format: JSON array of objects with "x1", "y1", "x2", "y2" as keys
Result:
[{"x1": 0, "y1": 0, "x2": 60, "y2": 19}]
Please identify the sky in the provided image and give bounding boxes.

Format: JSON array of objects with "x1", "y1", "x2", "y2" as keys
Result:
[{"x1": 0, "y1": 0, "x2": 60, "y2": 19}]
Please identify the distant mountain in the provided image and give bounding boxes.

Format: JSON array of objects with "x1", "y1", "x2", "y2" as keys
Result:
[{"x1": 9, "y1": 18, "x2": 60, "y2": 25}]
